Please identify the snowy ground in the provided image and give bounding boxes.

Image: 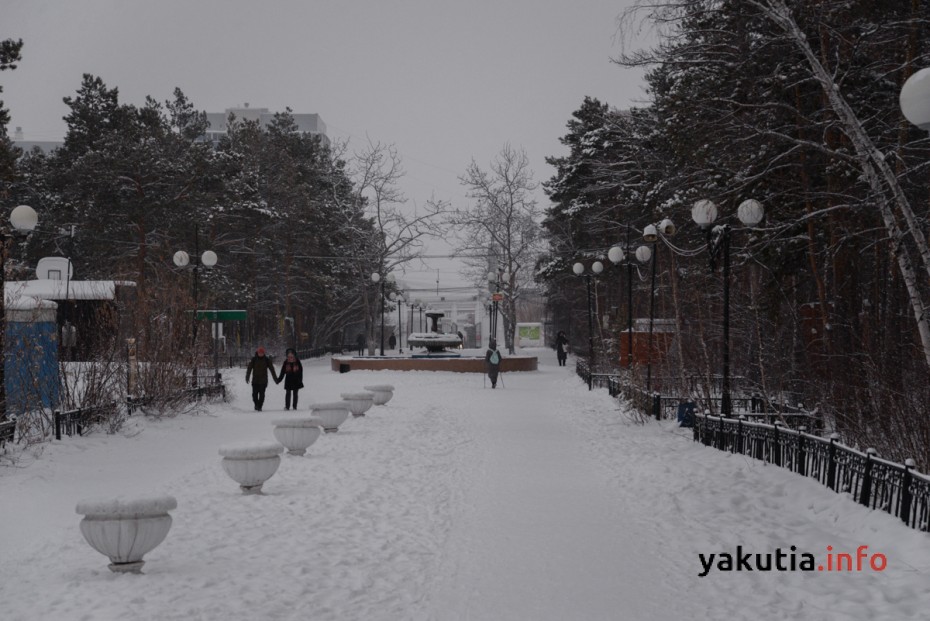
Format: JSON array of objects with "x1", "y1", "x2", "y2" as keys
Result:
[{"x1": 1, "y1": 348, "x2": 929, "y2": 621}]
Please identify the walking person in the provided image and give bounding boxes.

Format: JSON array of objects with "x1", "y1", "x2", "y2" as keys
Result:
[
  {"x1": 275, "y1": 348, "x2": 304, "y2": 410},
  {"x1": 356, "y1": 333, "x2": 366, "y2": 356},
  {"x1": 389, "y1": 333, "x2": 397, "y2": 351},
  {"x1": 485, "y1": 338, "x2": 503, "y2": 389},
  {"x1": 556, "y1": 331, "x2": 568, "y2": 367},
  {"x1": 245, "y1": 347, "x2": 274, "y2": 411}
]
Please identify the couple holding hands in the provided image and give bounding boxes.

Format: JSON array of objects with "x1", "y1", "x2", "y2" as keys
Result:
[{"x1": 245, "y1": 347, "x2": 304, "y2": 411}]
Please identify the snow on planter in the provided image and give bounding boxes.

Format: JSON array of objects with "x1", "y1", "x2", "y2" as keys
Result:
[
  {"x1": 363, "y1": 385, "x2": 395, "y2": 406},
  {"x1": 75, "y1": 495, "x2": 177, "y2": 574},
  {"x1": 308, "y1": 402, "x2": 351, "y2": 432},
  {"x1": 218, "y1": 441, "x2": 283, "y2": 494},
  {"x1": 271, "y1": 417, "x2": 323, "y2": 456},
  {"x1": 340, "y1": 392, "x2": 375, "y2": 417}
]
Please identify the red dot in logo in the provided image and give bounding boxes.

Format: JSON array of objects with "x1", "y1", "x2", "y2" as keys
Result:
[{"x1": 818, "y1": 565, "x2": 824, "y2": 571}]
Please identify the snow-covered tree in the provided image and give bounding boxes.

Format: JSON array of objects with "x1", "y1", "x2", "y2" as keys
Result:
[
  {"x1": 343, "y1": 139, "x2": 448, "y2": 353},
  {"x1": 453, "y1": 144, "x2": 544, "y2": 354},
  {"x1": 0, "y1": 38, "x2": 23, "y2": 188}
]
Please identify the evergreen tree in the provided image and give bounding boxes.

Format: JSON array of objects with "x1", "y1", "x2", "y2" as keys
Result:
[{"x1": 0, "y1": 38, "x2": 24, "y2": 192}]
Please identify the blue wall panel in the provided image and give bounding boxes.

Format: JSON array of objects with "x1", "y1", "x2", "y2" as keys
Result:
[{"x1": 5, "y1": 321, "x2": 60, "y2": 415}]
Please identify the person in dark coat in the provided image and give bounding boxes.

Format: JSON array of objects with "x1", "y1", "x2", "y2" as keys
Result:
[
  {"x1": 275, "y1": 348, "x2": 304, "y2": 410},
  {"x1": 246, "y1": 347, "x2": 273, "y2": 411},
  {"x1": 356, "y1": 333, "x2": 366, "y2": 356},
  {"x1": 389, "y1": 333, "x2": 397, "y2": 350},
  {"x1": 485, "y1": 338, "x2": 503, "y2": 388},
  {"x1": 556, "y1": 331, "x2": 568, "y2": 367}
]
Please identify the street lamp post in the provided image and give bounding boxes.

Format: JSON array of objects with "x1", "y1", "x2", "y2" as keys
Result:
[
  {"x1": 391, "y1": 291, "x2": 405, "y2": 353},
  {"x1": 413, "y1": 298, "x2": 424, "y2": 332},
  {"x1": 501, "y1": 269, "x2": 512, "y2": 352},
  {"x1": 641, "y1": 218, "x2": 676, "y2": 397},
  {"x1": 572, "y1": 260, "x2": 602, "y2": 389},
  {"x1": 371, "y1": 272, "x2": 394, "y2": 356},
  {"x1": 487, "y1": 268, "x2": 511, "y2": 349},
  {"x1": 173, "y1": 227, "x2": 218, "y2": 387},
  {"x1": 487, "y1": 271, "x2": 499, "y2": 345},
  {"x1": 691, "y1": 199, "x2": 764, "y2": 416},
  {"x1": 608, "y1": 244, "x2": 634, "y2": 369},
  {"x1": 370, "y1": 272, "x2": 382, "y2": 356},
  {"x1": 393, "y1": 293, "x2": 400, "y2": 353},
  {"x1": 0, "y1": 205, "x2": 39, "y2": 419},
  {"x1": 607, "y1": 239, "x2": 654, "y2": 370}
]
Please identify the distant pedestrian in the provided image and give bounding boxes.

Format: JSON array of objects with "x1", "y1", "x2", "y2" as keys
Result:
[
  {"x1": 389, "y1": 333, "x2": 397, "y2": 350},
  {"x1": 246, "y1": 347, "x2": 273, "y2": 411},
  {"x1": 556, "y1": 331, "x2": 568, "y2": 367},
  {"x1": 275, "y1": 348, "x2": 304, "y2": 410},
  {"x1": 457, "y1": 330, "x2": 465, "y2": 349},
  {"x1": 356, "y1": 333, "x2": 366, "y2": 356},
  {"x1": 485, "y1": 338, "x2": 503, "y2": 389}
]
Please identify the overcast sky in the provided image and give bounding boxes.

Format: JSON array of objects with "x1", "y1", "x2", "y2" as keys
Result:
[{"x1": 3, "y1": 0, "x2": 653, "y2": 295}]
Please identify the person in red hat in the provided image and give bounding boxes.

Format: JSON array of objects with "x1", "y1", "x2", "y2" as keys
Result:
[{"x1": 245, "y1": 347, "x2": 274, "y2": 411}]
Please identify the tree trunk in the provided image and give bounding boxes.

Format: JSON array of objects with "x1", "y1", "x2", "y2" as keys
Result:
[{"x1": 756, "y1": 0, "x2": 930, "y2": 372}]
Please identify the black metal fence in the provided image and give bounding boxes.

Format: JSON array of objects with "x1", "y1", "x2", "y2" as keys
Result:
[
  {"x1": 229, "y1": 346, "x2": 336, "y2": 368},
  {"x1": 53, "y1": 404, "x2": 115, "y2": 440},
  {"x1": 125, "y1": 383, "x2": 227, "y2": 416},
  {"x1": 575, "y1": 358, "x2": 821, "y2": 429},
  {"x1": 49, "y1": 383, "x2": 229, "y2": 440},
  {"x1": 573, "y1": 356, "x2": 927, "y2": 532},
  {"x1": 0, "y1": 419, "x2": 14, "y2": 449},
  {"x1": 575, "y1": 359, "x2": 619, "y2": 391},
  {"x1": 694, "y1": 413, "x2": 930, "y2": 532}
]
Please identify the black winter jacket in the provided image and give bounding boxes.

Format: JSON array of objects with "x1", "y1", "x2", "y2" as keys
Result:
[
  {"x1": 276, "y1": 359, "x2": 304, "y2": 390},
  {"x1": 246, "y1": 355, "x2": 274, "y2": 386}
]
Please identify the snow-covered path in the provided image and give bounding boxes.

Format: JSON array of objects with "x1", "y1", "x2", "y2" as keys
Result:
[
  {"x1": 426, "y1": 370, "x2": 667, "y2": 619},
  {"x1": 1, "y1": 349, "x2": 929, "y2": 621}
]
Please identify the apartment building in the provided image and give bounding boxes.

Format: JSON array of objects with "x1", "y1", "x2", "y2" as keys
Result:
[{"x1": 203, "y1": 103, "x2": 328, "y2": 145}]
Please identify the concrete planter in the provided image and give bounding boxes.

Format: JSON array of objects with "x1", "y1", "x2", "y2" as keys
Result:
[
  {"x1": 308, "y1": 402, "x2": 351, "y2": 432},
  {"x1": 219, "y1": 442, "x2": 283, "y2": 494},
  {"x1": 75, "y1": 495, "x2": 177, "y2": 574},
  {"x1": 340, "y1": 392, "x2": 375, "y2": 417},
  {"x1": 272, "y1": 417, "x2": 323, "y2": 456},
  {"x1": 363, "y1": 384, "x2": 395, "y2": 406}
]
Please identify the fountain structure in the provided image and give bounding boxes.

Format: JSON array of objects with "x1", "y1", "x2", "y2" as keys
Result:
[
  {"x1": 331, "y1": 313, "x2": 536, "y2": 373},
  {"x1": 406, "y1": 312, "x2": 462, "y2": 357}
]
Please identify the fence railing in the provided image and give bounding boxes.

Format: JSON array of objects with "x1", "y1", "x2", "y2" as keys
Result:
[
  {"x1": 192, "y1": 371, "x2": 223, "y2": 386},
  {"x1": 693, "y1": 413, "x2": 930, "y2": 532},
  {"x1": 295, "y1": 347, "x2": 330, "y2": 359},
  {"x1": 574, "y1": 357, "x2": 926, "y2": 532},
  {"x1": 229, "y1": 346, "x2": 336, "y2": 368},
  {"x1": 126, "y1": 383, "x2": 227, "y2": 416},
  {"x1": 53, "y1": 404, "x2": 116, "y2": 440},
  {"x1": 49, "y1": 383, "x2": 229, "y2": 440},
  {"x1": 575, "y1": 360, "x2": 656, "y2": 415},
  {"x1": 575, "y1": 358, "x2": 820, "y2": 428},
  {"x1": 0, "y1": 419, "x2": 15, "y2": 449}
]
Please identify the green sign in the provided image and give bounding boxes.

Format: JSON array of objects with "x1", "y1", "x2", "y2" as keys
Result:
[
  {"x1": 518, "y1": 325, "x2": 541, "y2": 340},
  {"x1": 195, "y1": 309, "x2": 248, "y2": 321}
]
